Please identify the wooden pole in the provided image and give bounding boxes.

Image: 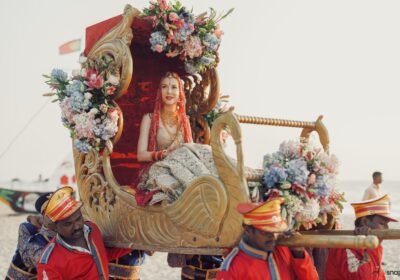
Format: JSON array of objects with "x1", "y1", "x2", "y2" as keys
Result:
[
  {"x1": 300, "y1": 229, "x2": 400, "y2": 240},
  {"x1": 277, "y1": 234, "x2": 379, "y2": 249}
]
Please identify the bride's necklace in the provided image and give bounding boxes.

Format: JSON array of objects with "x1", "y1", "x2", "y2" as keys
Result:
[{"x1": 161, "y1": 110, "x2": 179, "y2": 127}]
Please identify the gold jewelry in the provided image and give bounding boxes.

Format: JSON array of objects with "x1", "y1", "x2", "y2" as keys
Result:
[
  {"x1": 161, "y1": 117, "x2": 179, "y2": 142},
  {"x1": 161, "y1": 110, "x2": 178, "y2": 127}
]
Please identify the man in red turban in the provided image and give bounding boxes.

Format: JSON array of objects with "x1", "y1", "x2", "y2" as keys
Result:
[
  {"x1": 37, "y1": 186, "x2": 131, "y2": 280},
  {"x1": 325, "y1": 194, "x2": 397, "y2": 280},
  {"x1": 217, "y1": 197, "x2": 319, "y2": 280}
]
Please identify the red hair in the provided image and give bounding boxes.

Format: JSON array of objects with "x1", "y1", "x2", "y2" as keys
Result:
[{"x1": 148, "y1": 72, "x2": 193, "y2": 151}]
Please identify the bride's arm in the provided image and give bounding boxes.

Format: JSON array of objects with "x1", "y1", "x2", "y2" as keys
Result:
[{"x1": 137, "y1": 114, "x2": 153, "y2": 162}]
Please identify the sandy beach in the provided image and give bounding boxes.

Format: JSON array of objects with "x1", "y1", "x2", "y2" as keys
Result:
[{"x1": 1, "y1": 194, "x2": 399, "y2": 279}]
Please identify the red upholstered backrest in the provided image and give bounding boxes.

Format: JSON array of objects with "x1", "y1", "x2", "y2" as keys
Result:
[{"x1": 84, "y1": 16, "x2": 186, "y2": 187}]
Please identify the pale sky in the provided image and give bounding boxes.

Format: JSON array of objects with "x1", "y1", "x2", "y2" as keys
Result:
[{"x1": 0, "y1": 0, "x2": 399, "y2": 182}]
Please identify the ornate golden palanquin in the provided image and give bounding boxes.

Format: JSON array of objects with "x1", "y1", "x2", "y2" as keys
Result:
[{"x1": 75, "y1": 5, "x2": 330, "y2": 254}]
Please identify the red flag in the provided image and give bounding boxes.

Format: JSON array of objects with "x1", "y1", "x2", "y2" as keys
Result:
[{"x1": 59, "y1": 38, "x2": 81, "y2": 55}]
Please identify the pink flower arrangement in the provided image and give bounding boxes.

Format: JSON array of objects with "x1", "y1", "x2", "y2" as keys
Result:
[
  {"x1": 144, "y1": 0, "x2": 233, "y2": 74},
  {"x1": 45, "y1": 54, "x2": 121, "y2": 153},
  {"x1": 262, "y1": 139, "x2": 345, "y2": 230},
  {"x1": 184, "y1": 36, "x2": 203, "y2": 59}
]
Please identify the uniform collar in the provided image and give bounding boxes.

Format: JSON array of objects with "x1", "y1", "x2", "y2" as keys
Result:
[
  {"x1": 239, "y1": 238, "x2": 270, "y2": 260},
  {"x1": 56, "y1": 224, "x2": 91, "y2": 254}
]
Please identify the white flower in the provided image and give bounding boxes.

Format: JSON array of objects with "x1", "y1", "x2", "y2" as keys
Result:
[
  {"x1": 84, "y1": 92, "x2": 93, "y2": 100},
  {"x1": 279, "y1": 140, "x2": 301, "y2": 159},
  {"x1": 318, "y1": 152, "x2": 339, "y2": 174},
  {"x1": 79, "y1": 55, "x2": 87, "y2": 64},
  {"x1": 295, "y1": 198, "x2": 320, "y2": 222},
  {"x1": 100, "y1": 104, "x2": 108, "y2": 114},
  {"x1": 72, "y1": 112, "x2": 96, "y2": 139},
  {"x1": 80, "y1": 68, "x2": 87, "y2": 77},
  {"x1": 71, "y1": 69, "x2": 80, "y2": 77},
  {"x1": 89, "y1": 108, "x2": 99, "y2": 115},
  {"x1": 108, "y1": 110, "x2": 119, "y2": 121},
  {"x1": 107, "y1": 74, "x2": 119, "y2": 86}
]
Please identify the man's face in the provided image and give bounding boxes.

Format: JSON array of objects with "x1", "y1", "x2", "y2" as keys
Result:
[
  {"x1": 363, "y1": 215, "x2": 390, "y2": 230},
  {"x1": 374, "y1": 175, "x2": 383, "y2": 184},
  {"x1": 245, "y1": 226, "x2": 279, "y2": 252},
  {"x1": 55, "y1": 209, "x2": 84, "y2": 242}
]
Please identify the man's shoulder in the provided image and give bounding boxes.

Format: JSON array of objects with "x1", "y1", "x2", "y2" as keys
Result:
[
  {"x1": 85, "y1": 220, "x2": 99, "y2": 231},
  {"x1": 220, "y1": 247, "x2": 240, "y2": 272},
  {"x1": 28, "y1": 231, "x2": 52, "y2": 246},
  {"x1": 19, "y1": 221, "x2": 38, "y2": 235},
  {"x1": 39, "y1": 241, "x2": 56, "y2": 264}
]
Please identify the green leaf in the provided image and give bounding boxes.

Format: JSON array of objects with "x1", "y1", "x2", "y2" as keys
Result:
[{"x1": 219, "y1": 8, "x2": 234, "y2": 21}]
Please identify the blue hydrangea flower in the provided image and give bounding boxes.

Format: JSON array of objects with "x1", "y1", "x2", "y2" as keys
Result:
[
  {"x1": 70, "y1": 92, "x2": 91, "y2": 112},
  {"x1": 92, "y1": 124, "x2": 104, "y2": 137},
  {"x1": 263, "y1": 152, "x2": 284, "y2": 169},
  {"x1": 179, "y1": 9, "x2": 195, "y2": 24},
  {"x1": 74, "y1": 139, "x2": 91, "y2": 153},
  {"x1": 199, "y1": 55, "x2": 216, "y2": 66},
  {"x1": 184, "y1": 62, "x2": 198, "y2": 75},
  {"x1": 65, "y1": 80, "x2": 85, "y2": 96},
  {"x1": 315, "y1": 175, "x2": 329, "y2": 197},
  {"x1": 149, "y1": 31, "x2": 167, "y2": 51},
  {"x1": 101, "y1": 125, "x2": 117, "y2": 140},
  {"x1": 203, "y1": 34, "x2": 221, "y2": 51},
  {"x1": 263, "y1": 166, "x2": 288, "y2": 189},
  {"x1": 176, "y1": 25, "x2": 192, "y2": 42},
  {"x1": 286, "y1": 158, "x2": 309, "y2": 186},
  {"x1": 51, "y1": 69, "x2": 68, "y2": 82}
]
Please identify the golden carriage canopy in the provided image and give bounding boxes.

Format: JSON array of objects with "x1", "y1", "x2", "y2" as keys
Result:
[{"x1": 77, "y1": 5, "x2": 330, "y2": 254}]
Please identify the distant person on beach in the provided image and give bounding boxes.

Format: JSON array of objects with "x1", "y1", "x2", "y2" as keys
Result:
[
  {"x1": 6, "y1": 192, "x2": 54, "y2": 280},
  {"x1": 325, "y1": 194, "x2": 397, "y2": 280},
  {"x1": 362, "y1": 171, "x2": 382, "y2": 201},
  {"x1": 37, "y1": 186, "x2": 132, "y2": 279}
]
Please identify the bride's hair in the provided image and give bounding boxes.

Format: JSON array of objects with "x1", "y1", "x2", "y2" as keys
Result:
[{"x1": 148, "y1": 72, "x2": 193, "y2": 150}]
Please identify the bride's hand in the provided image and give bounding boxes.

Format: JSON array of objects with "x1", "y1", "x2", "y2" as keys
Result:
[
  {"x1": 159, "y1": 149, "x2": 170, "y2": 160},
  {"x1": 166, "y1": 146, "x2": 177, "y2": 154}
]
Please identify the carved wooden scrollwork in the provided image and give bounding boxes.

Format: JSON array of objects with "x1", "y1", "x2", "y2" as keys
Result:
[
  {"x1": 74, "y1": 148, "x2": 116, "y2": 237},
  {"x1": 75, "y1": 106, "x2": 247, "y2": 253},
  {"x1": 87, "y1": 5, "x2": 141, "y2": 98},
  {"x1": 184, "y1": 68, "x2": 221, "y2": 144}
]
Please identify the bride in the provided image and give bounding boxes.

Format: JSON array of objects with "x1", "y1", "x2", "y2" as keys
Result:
[{"x1": 136, "y1": 72, "x2": 219, "y2": 205}]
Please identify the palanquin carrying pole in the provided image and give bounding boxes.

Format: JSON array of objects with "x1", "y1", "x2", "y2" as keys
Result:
[
  {"x1": 277, "y1": 234, "x2": 379, "y2": 249},
  {"x1": 300, "y1": 229, "x2": 400, "y2": 240},
  {"x1": 276, "y1": 229, "x2": 400, "y2": 249}
]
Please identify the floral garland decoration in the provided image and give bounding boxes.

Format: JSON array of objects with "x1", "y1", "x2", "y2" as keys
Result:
[
  {"x1": 262, "y1": 139, "x2": 345, "y2": 230},
  {"x1": 204, "y1": 95, "x2": 229, "y2": 128},
  {"x1": 44, "y1": 54, "x2": 120, "y2": 153},
  {"x1": 143, "y1": 0, "x2": 233, "y2": 74}
]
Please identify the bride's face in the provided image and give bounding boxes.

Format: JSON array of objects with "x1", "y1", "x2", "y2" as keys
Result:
[{"x1": 160, "y1": 77, "x2": 180, "y2": 106}]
